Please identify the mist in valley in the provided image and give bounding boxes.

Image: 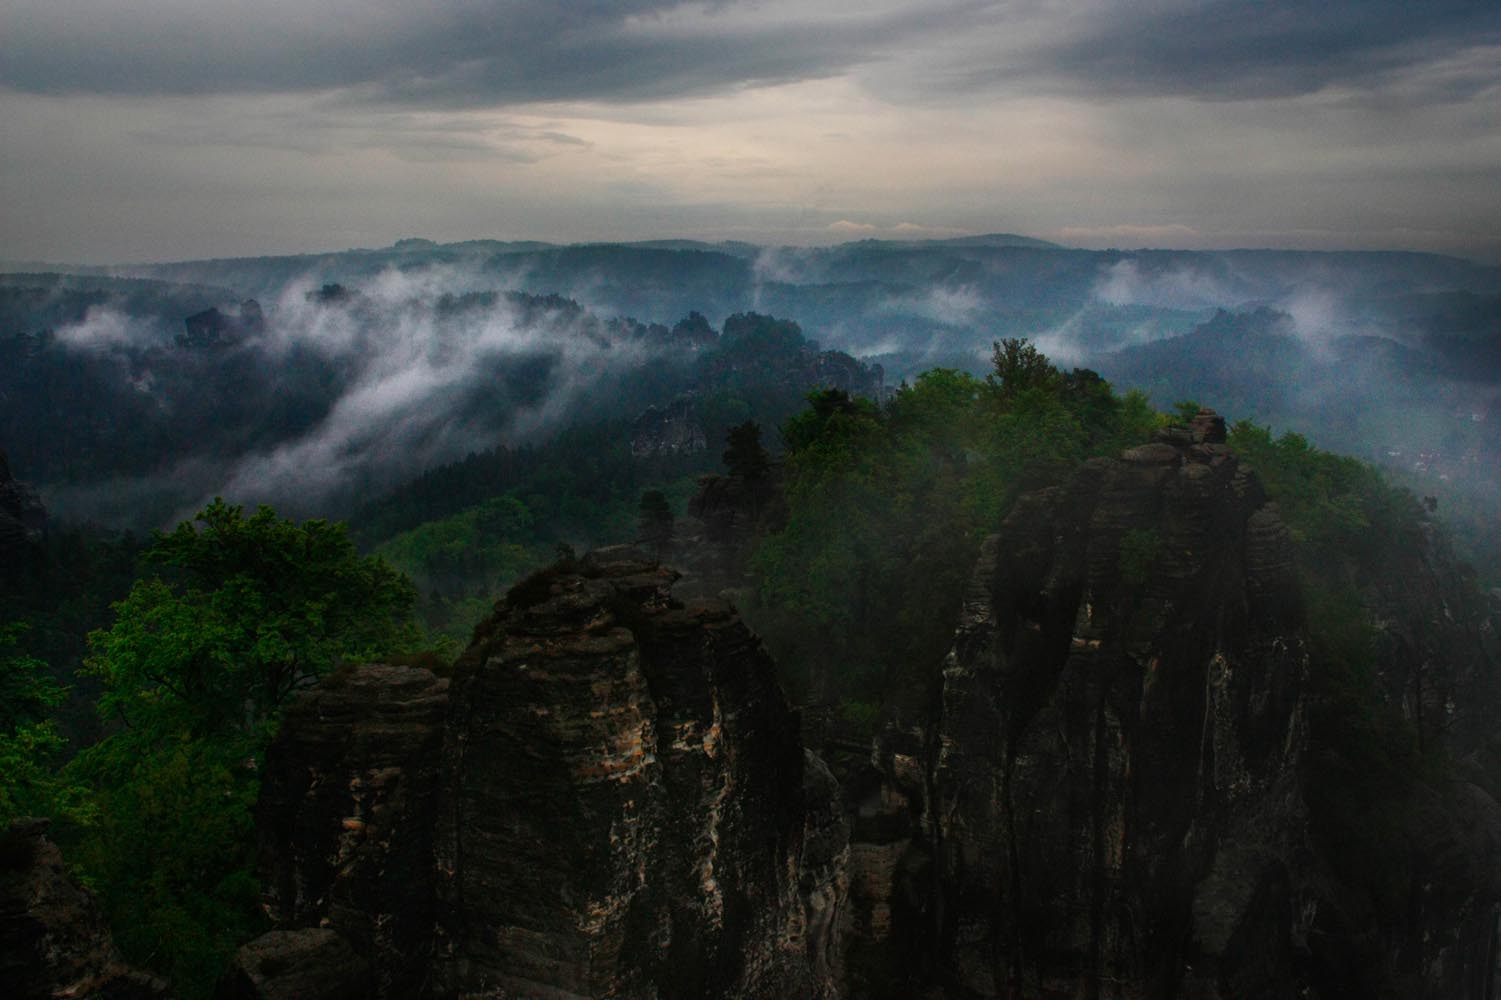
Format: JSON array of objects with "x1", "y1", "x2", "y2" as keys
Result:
[{"x1": 6, "y1": 237, "x2": 1497, "y2": 571}]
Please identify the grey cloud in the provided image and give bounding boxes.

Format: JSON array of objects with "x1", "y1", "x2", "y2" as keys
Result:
[
  {"x1": 980, "y1": 0, "x2": 1501, "y2": 102},
  {"x1": 127, "y1": 107, "x2": 589, "y2": 162},
  {"x1": 5, "y1": 1, "x2": 1498, "y2": 107},
  {"x1": 0, "y1": 0, "x2": 978, "y2": 105}
]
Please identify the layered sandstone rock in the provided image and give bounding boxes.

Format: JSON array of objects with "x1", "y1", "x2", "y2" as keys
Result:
[
  {"x1": 255, "y1": 663, "x2": 450, "y2": 996},
  {"x1": 432, "y1": 547, "x2": 809, "y2": 998},
  {"x1": 0, "y1": 819, "x2": 166, "y2": 1000},
  {"x1": 215, "y1": 929, "x2": 370, "y2": 1000},
  {"x1": 866, "y1": 411, "x2": 1501, "y2": 999},
  {"x1": 924, "y1": 411, "x2": 1326, "y2": 990},
  {"x1": 247, "y1": 549, "x2": 841, "y2": 999},
  {"x1": 928, "y1": 413, "x2": 1315, "y2": 997},
  {"x1": 669, "y1": 466, "x2": 785, "y2": 602}
]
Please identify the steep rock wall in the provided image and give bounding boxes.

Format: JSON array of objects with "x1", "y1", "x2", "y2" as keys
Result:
[
  {"x1": 432, "y1": 548, "x2": 810, "y2": 998},
  {"x1": 929, "y1": 416, "x2": 1311, "y2": 997},
  {"x1": 247, "y1": 549, "x2": 844, "y2": 1000},
  {"x1": 255, "y1": 663, "x2": 450, "y2": 997}
]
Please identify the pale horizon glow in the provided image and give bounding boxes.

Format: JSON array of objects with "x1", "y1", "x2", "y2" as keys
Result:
[{"x1": 3, "y1": 1, "x2": 1499, "y2": 264}]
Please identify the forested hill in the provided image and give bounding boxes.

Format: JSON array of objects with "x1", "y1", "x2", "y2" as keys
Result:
[
  {"x1": 7, "y1": 340, "x2": 1498, "y2": 998},
  {"x1": 8, "y1": 239, "x2": 1497, "y2": 574},
  {"x1": 0, "y1": 271, "x2": 880, "y2": 529}
]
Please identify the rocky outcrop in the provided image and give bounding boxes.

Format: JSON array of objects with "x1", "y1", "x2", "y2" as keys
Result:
[
  {"x1": 248, "y1": 548, "x2": 842, "y2": 999},
  {"x1": 821, "y1": 409, "x2": 1501, "y2": 1000},
  {"x1": 696, "y1": 313, "x2": 886, "y2": 403},
  {"x1": 924, "y1": 412, "x2": 1314, "y2": 997},
  {"x1": 177, "y1": 300, "x2": 263, "y2": 349},
  {"x1": 215, "y1": 929, "x2": 370, "y2": 1000},
  {"x1": 255, "y1": 663, "x2": 450, "y2": 997},
  {"x1": 630, "y1": 396, "x2": 708, "y2": 458},
  {"x1": 669, "y1": 467, "x2": 785, "y2": 602},
  {"x1": 433, "y1": 547, "x2": 811, "y2": 998},
  {"x1": 0, "y1": 819, "x2": 167, "y2": 1000}
]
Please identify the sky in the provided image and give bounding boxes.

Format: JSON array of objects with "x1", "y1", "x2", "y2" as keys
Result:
[{"x1": 3, "y1": 0, "x2": 1500, "y2": 263}]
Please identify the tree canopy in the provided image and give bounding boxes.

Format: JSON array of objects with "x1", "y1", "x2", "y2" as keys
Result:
[
  {"x1": 63, "y1": 500, "x2": 420, "y2": 997},
  {"x1": 86, "y1": 499, "x2": 418, "y2": 736},
  {"x1": 748, "y1": 344, "x2": 1160, "y2": 716}
]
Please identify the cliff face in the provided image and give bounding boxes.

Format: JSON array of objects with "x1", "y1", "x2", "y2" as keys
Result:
[
  {"x1": 255, "y1": 663, "x2": 450, "y2": 997},
  {"x1": 669, "y1": 466, "x2": 785, "y2": 602},
  {"x1": 243, "y1": 548, "x2": 842, "y2": 1000},
  {"x1": 432, "y1": 548, "x2": 811, "y2": 998},
  {"x1": 629, "y1": 397, "x2": 708, "y2": 458},
  {"x1": 840, "y1": 410, "x2": 1501, "y2": 999},
  {"x1": 927, "y1": 413, "x2": 1313, "y2": 997},
  {"x1": 0, "y1": 819, "x2": 166, "y2": 1000}
]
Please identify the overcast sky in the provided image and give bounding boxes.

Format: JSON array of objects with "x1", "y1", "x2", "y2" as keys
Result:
[{"x1": 3, "y1": 0, "x2": 1500, "y2": 263}]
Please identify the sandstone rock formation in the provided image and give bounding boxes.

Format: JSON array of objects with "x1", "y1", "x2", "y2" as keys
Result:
[
  {"x1": 215, "y1": 929, "x2": 370, "y2": 1000},
  {"x1": 668, "y1": 465, "x2": 785, "y2": 602},
  {"x1": 836, "y1": 410, "x2": 1501, "y2": 999},
  {"x1": 245, "y1": 549, "x2": 844, "y2": 999},
  {"x1": 0, "y1": 818, "x2": 167, "y2": 1000},
  {"x1": 926, "y1": 413, "x2": 1313, "y2": 997},
  {"x1": 629, "y1": 396, "x2": 708, "y2": 459},
  {"x1": 177, "y1": 300, "x2": 264, "y2": 350},
  {"x1": 255, "y1": 663, "x2": 450, "y2": 996},
  {"x1": 244, "y1": 411, "x2": 1501, "y2": 999}
]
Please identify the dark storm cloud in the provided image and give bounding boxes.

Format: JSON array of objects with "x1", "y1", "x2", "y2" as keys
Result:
[
  {"x1": 0, "y1": 1, "x2": 978, "y2": 104},
  {"x1": 991, "y1": 0, "x2": 1501, "y2": 102},
  {"x1": 3, "y1": 1, "x2": 1499, "y2": 106}
]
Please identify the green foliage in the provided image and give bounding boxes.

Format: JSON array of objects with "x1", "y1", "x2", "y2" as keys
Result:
[
  {"x1": 835, "y1": 699, "x2": 881, "y2": 734},
  {"x1": 1300, "y1": 578, "x2": 1426, "y2": 912},
  {"x1": 88, "y1": 499, "x2": 420, "y2": 734},
  {"x1": 0, "y1": 624, "x2": 82, "y2": 825},
  {"x1": 1227, "y1": 420, "x2": 1421, "y2": 570},
  {"x1": 377, "y1": 494, "x2": 546, "y2": 643},
  {"x1": 62, "y1": 500, "x2": 421, "y2": 997},
  {"x1": 1109, "y1": 388, "x2": 1167, "y2": 452},
  {"x1": 1227, "y1": 423, "x2": 1444, "y2": 922},
  {"x1": 989, "y1": 338, "x2": 1060, "y2": 400},
  {"x1": 374, "y1": 473, "x2": 704, "y2": 643},
  {"x1": 69, "y1": 733, "x2": 263, "y2": 998},
  {"x1": 750, "y1": 354, "x2": 1158, "y2": 708},
  {"x1": 1172, "y1": 399, "x2": 1203, "y2": 423}
]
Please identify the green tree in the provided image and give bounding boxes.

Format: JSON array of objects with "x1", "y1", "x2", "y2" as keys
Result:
[
  {"x1": 87, "y1": 498, "x2": 419, "y2": 735},
  {"x1": 66, "y1": 499, "x2": 421, "y2": 997},
  {"x1": 0, "y1": 623, "x2": 81, "y2": 824},
  {"x1": 750, "y1": 359, "x2": 1160, "y2": 715},
  {"x1": 988, "y1": 337, "x2": 1060, "y2": 400}
]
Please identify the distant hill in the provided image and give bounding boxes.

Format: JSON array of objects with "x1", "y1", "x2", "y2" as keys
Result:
[{"x1": 865, "y1": 232, "x2": 1065, "y2": 250}]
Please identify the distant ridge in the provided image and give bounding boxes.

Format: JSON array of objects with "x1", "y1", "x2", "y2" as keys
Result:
[
  {"x1": 889, "y1": 232, "x2": 1064, "y2": 250},
  {"x1": 838, "y1": 232, "x2": 1063, "y2": 250}
]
